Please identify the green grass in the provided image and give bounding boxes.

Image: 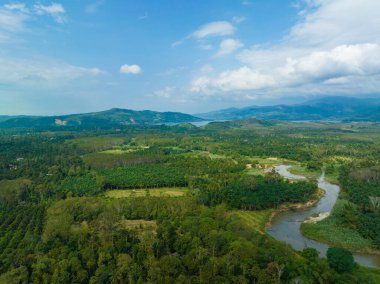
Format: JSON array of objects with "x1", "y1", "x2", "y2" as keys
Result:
[
  {"x1": 99, "y1": 149, "x2": 133, "y2": 154},
  {"x1": 105, "y1": 187, "x2": 190, "y2": 198},
  {"x1": 288, "y1": 165, "x2": 321, "y2": 180},
  {"x1": 232, "y1": 210, "x2": 273, "y2": 233},
  {"x1": 301, "y1": 199, "x2": 375, "y2": 253},
  {"x1": 245, "y1": 167, "x2": 265, "y2": 176},
  {"x1": 245, "y1": 157, "x2": 301, "y2": 176},
  {"x1": 180, "y1": 150, "x2": 228, "y2": 160}
]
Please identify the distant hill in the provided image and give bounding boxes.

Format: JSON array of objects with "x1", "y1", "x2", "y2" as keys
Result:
[
  {"x1": 0, "y1": 108, "x2": 203, "y2": 128},
  {"x1": 197, "y1": 97, "x2": 380, "y2": 121}
]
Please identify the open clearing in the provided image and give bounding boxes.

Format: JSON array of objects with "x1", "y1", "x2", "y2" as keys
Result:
[
  {"x1": 105, "y1": 187, "x2": 189, "y2": 198},
  {"x1": 232, "y1": 210, "x2": 273, "y2": 233}
]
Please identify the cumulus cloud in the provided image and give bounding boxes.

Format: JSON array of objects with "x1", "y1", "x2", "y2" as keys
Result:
[
  {"x1": 216, "y1": 38, "x2": 243, "y2": 57},
  {"x1": 191, "y1": 21, "x2": 235, "y2": 39},
  {"x1": 120, "y1": 64, "x2": 142, "y2": 75},
  {"x1": 34, "y1": 3, "x2": 66, "y2": 23},
  {"x1": 192, "y1": 44, "x2": 380, "y2": 95},
  {"x1": 289, "y1": 0, "x2": 380, "y2": 47},
  {"x1": 190, "y1": 0, "x2": 380, "y2": 99},
  {"x1": 191, "y1": 67, "x2": 275, "y2": 94}
]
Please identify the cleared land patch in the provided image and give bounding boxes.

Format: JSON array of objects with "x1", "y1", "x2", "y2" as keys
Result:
[
  {"x1": 105, "y1": 187, "x2": 189, "y2": 198},
  {"x1": 232, "y1": 210, "x2": 273, "y2": 233}
]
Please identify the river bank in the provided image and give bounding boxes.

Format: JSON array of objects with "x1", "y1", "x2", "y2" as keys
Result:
[
  {"x1": 301, "y1": 198, "x2": 380, "y2": 256},
  {"x1": 265, "y1": 165, "x2": 380, "y2": 268},
  {"x1": 265, "y1": 188, "x2": 324, "y2": 229}
]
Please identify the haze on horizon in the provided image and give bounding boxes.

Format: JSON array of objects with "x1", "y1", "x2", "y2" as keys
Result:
[{"x1": 1, "y1": 0, "x2": 380, "y2": 115}]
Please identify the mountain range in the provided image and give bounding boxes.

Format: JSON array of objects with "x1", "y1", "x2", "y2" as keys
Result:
[
  {"x1": 0, "y1": 108, "x2": 203, "y2": 128},
  {"x1": 1, "y1": 96, "x2": 379, "y2": 129},
  {"x1": 196, "y1": 96, "x2": 380, "y2": 121}
]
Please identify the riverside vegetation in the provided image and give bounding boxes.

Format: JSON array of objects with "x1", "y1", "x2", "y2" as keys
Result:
[{"x1": 0, "y1": 119, "x2": 380, "y2": 283}]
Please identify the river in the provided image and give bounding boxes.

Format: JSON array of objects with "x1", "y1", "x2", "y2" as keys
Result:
[{"x1": 265, "y1": 165, "x2": 380, "y2": 268}]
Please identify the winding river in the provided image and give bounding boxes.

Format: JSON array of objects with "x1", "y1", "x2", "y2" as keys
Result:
[{"x1": 265, "y1": 165, "x2": 380, "y2": 268}]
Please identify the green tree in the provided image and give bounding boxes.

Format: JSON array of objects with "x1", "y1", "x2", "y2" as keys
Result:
[{"x1": 326, "y1": 247, "x2": 355, "y2": 273}]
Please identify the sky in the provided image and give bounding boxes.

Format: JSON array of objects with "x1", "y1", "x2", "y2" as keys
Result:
[{"x1": 0, "y1": 0, "x2": 380, "y2": 115}]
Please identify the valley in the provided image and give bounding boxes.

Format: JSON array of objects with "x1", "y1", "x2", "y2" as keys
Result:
[{"x1": 0, "y1": 119, "x2": 380, "y2": 283}]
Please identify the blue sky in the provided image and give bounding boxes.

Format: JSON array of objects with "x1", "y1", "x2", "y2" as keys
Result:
[{"x1": 1, "y1": 0, "x2": 380, "y2": 115}]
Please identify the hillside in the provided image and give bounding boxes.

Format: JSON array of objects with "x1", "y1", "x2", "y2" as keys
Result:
[
  {"x1": 0, "y1": 108, "x2": 203, "y2": 128},
  {"x1": 197, "y1": 97, "x2": 380, "y2": 121}
]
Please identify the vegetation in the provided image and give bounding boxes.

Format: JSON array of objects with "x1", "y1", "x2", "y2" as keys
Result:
[
  {"x1": 195, "y1": 174, "x2": 317, "y2": 210},
  {"x1": 327, "y1": 247, "x2": 355, "y2": 273},
  {"x1": 231, "y1": 210, "x2": 273, "y2": 233},
  {"x1": 1, "y1": 119, "x2": 380, "y2": 282},
  {"x1": 105, "y1": 187, "x2": 189, "y2": 198},
  {"x1": 302, "y1": 164, "x2": 380, "y2": 253}
]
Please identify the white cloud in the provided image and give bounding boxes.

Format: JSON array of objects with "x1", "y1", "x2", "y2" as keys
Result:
[
  {"x1": 85, "y1": 0, "x2": 105, "y2": 14},
  {"x1": 191, "y1": 21, "x2": 235, "y2": 39},
  {"x1": 191, "y1": 44, "x2": 380, "y2": 95},
  {"x1": 120, "y1": 64, "x2": 142, "y2": 75},
  {"x1": 232, "y1": 16, "x2": 246, "y2": 24},
  {"x1": 279, "y1": 44, "x2": 380, "y2": 81},
  {"x1": 190, "y1": 0, "x2": 380, "y2": 100},
  {"x1": 0, "y1": 6, "x2": 28, "y2": 32},
  {"x1": 0, "y1": 56, "x2": 103, "y2": 87},
  {"x1": 0, "y1": 2, "x2": 68, "y2": 43},
  {"x1": 216, "y1": 38, "x2": 243, "y2": 57},
  {"x1": 199, "y1": 43, "x2": 213, "y2": 50},
  {"x1": 171, "y1": 40, "x2": 183, "y2": 48},
  {"x1": 0, "y1": 4, "x2": 29, "y2": 43},
  {"x1": 191, "y1": 67, "x2": 275, "y2": 94},
  {"x1": 4, "y1": 3, "x2": 28, "y2": 13},
  {"x1": 34, "y1": 3, "x2": 66, "y2": 23},
  {"x1": 289, "y1": 0, "x2": 380, "y2": 47},
  {"x1": 153, "y1": 87, "x2": 176, "y2": 98},
  {"x1": 200, "y1": 64, "x2": 214, "y2": 74}
]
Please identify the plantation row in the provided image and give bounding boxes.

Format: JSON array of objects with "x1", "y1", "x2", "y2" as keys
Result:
[
  {"x1": 0, "y1": 204, "x2": 45, "y2": 273},
  {"x1": 60, "y1": 155, "x2": 248, "y2": 196},
  {"x1": 99, "y1": 164, "x2": 187, "y2": 189}
]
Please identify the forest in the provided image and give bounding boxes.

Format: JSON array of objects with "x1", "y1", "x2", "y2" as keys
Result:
[{"x1": 0, "y1": 120, "x2": 380, "y2": 283}]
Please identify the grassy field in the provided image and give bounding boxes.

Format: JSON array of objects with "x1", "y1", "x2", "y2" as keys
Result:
[
  {"x1": 105, "y1": 187, "x2": 190, "y2": 198},
  {"x1": 99, "y1": 149, "x2": 134, "y2": 154},
  {"x1": 232, "y1": 210, "x2": 273, "y2": 233},
  {"x1": 245, "y1": 157, "x2": 300, "y2": 176},
  {"x1": 301, "y1": 199, "x2": 375, "y2": 253},
  {"x1": 288, "y1": 165, "x2": 321, "y2": 180}
]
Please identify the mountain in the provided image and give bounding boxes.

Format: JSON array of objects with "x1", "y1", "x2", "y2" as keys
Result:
[
  {"x1": 0, "y1": 108, "x2": 203, "y2": 128},
  {"x1": 197, "y1": 96, "x2": 380, "y2": 121}
]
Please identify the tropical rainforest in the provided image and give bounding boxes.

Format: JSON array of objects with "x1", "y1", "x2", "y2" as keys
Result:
[{"x1": 0, "y1": 119, "x2": 379, "y2": 283}]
